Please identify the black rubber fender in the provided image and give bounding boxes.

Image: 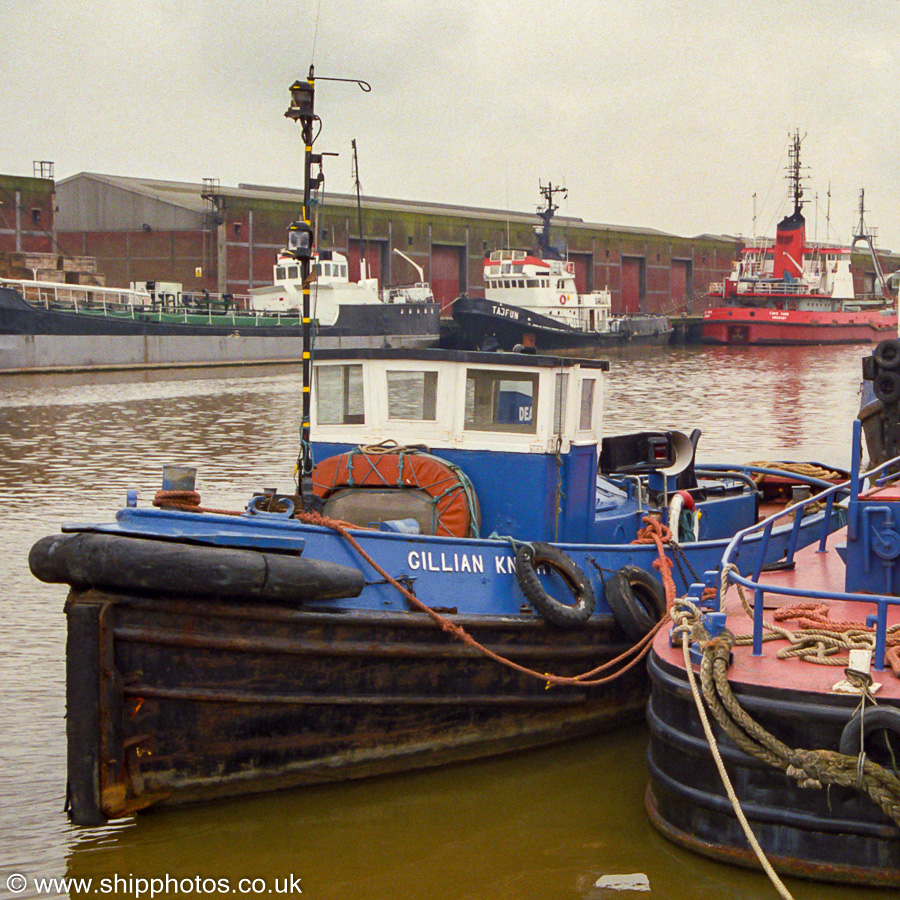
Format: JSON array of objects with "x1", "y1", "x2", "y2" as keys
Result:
[
  {"x1": 874, "y1": 338, "x2": 900, "y2": 371},
  {"x1": 605, "y1": 565, "x2": 667, "y2": 641},
  {"x1": 514, "y1": 542, "x2": 596, "y2": 627},
  {"x1": 839, "y1": 706, "x2": 900, "y2": 757},
  {"x1": 29, "y1": 532, "x2": 365, "y2": 603},
  {"x1": 874, "y1": 370, "x2": 900, "y2": 405}
]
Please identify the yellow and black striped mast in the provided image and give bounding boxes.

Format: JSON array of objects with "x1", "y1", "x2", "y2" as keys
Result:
[
  {"x1": 284, "y1": 66, "x2": 320, "y2": 499},
  {"x1": 284, "y1": 67, "x2": 370, "y2": 503}
]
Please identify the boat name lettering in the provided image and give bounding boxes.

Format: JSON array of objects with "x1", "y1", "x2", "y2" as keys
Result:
[
  {"x1": 405, "y1": 551, "x2": 526, "y2": 576},
  {"x1": 491, "y1": 305, "x2": 520, "y2": 320},
  {"x1": 407, "y1": 551, "x2": 485, "y2": 574}
]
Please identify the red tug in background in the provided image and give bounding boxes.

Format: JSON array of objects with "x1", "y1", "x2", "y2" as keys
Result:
[{"x1": 702, "y1": 133, "x2": 897, "y2": 346}]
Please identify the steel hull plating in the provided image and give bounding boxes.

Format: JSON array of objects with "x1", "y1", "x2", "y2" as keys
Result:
[
  {"x1": 451, "y1": 296, "x2": 671, "y2": 354},
  {"x1": 701, "y1": 306, "x2": 897, "y2": 345},
  {"x1": 61, "y1": 509, "x2": 836, "y2": 825},
  {"x1": 66, "y1": 591, "x2": 644, "y2": 825},
  {"x1": 646, "y1": 650, "x2": 900, "y2": 886},
  {"x1": 0, "y1": 287, "x2": 440, "y2": 370}
]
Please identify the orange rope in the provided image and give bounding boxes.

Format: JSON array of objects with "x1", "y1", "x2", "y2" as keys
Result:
[
  {"x1": 153, "y1": 490, "x2": 245, "y2": 517},
  {"x1": 633, "y1": 516, "x2": 677, "y2": 612},
  {"x1": 296, "y1": 509, "x2": 670, "y2": 687},
  {"x1": 153, "y1": 490, "x2": 674, "y2": 687},
  {"x1": 773, "y1": 602, "x2": 900, "y2": 677}
]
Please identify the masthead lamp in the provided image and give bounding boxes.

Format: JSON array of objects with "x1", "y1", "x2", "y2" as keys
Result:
[
  {"x1": 285, "y1": 221, "x2": 314, "y2": 260},
  {"x1": 285, "y1": 78, "x2": 315, "y2": 122}
]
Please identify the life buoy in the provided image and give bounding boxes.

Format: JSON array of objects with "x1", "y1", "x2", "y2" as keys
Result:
[
  {"x1": 312, "y1": 448, "x2": 480, "y2": 537},
  {"x1": 839, "y1": 706, "x2": 900, "y2": 757},
  {"x1": 559, "y1": 293, "x2": 567, "y2": 305},
  {"x1": 605, "y1": 565, "x2": 666, "y2": 641},
  {"x1": 514, "y1": 542, "x2": 595, "y2": 627},
  {"x1": 787, "y1": 300, "x2": 798, "y2": 311}
]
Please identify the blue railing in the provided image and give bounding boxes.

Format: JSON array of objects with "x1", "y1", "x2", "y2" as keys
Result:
[{"x1": 712, "y1": 422, "x2": 900, "y2": 671}]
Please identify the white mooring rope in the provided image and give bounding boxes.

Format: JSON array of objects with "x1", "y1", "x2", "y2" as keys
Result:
[{"x1": 680, "y1": 631, "x2": 796, "y2": 900}]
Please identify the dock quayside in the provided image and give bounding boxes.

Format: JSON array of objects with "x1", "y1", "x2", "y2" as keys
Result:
[{"x1": 29, "y1": 66, "x2": 848, "y2": 826}]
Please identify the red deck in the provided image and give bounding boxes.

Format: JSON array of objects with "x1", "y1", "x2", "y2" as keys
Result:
[{"x1": 653, "y1": 528, "x2": 900, "y2": 700}]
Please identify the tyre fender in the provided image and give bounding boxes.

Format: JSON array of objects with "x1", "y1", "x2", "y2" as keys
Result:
[
  {"x1": 874, "y1": 338, "x2": 900, "y2": 371},
  {"x1": 874, "y1": 370, "x2": 900, "y2": 405},
  {"x1": 839, "y1": 706, "x2": 900, "y2": 756},
  {"x1": 605, "y1": 565, "x2": 667, "y2": 641},
  {"x1": 514, "y1": 542, "x2": 596, "y2": 628}
]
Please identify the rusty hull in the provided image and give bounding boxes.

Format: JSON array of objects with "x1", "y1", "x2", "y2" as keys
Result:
[{"x1": 66, "y1": 588, "x2": 646, "y2": 825}]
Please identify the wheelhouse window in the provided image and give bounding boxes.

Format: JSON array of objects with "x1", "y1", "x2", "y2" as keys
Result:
[
  {"x1": 316, "y1": 364, "x2": 364, "y2": 425},
  {"x1": 287, "y1": 266, "x2": 299, "y2": 280},
  {"x1": 387, "y1": 370, "x2": 438, "y2": 420},
  {"x1": 276, "y1": 266, "x2": 286, "y2": 280},
  {"x1": 579, "y1": 378, "x2": 596, "y2": 431},
  {"x1": 553, "y1": 373, "x2": 568, "y2": 434},
  {"x1": 464, "y1": 369, "x2": 538, "y2": 433}
]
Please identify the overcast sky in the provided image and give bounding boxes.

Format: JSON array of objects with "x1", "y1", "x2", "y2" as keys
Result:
[{"x1": 3, "y1": 1, "x2": 897, "y2": 248}]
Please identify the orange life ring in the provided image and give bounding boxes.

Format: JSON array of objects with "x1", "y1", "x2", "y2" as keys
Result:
[
  {"x1": 788, "y1": 300, "x2": 798, "y2": 311},
  {"x1": 312, "y1": 449, "x2": 480, "y2": 538}
]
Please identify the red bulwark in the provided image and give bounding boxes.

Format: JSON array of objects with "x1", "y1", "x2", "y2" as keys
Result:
[{"x1": 860, "y1": 485, "x2": 900, "y2": 502}]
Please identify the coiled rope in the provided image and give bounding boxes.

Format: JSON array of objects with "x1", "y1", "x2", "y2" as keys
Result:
[
  {"x1": 749, "y1": 461, "x2": 845, "y2": 481},
  {"x1": 721, "y1": 568, "x2": 900, "y2": 678}
]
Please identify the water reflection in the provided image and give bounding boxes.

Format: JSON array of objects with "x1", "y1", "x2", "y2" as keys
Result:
[{"x1": 0, "y1": 347, "x2": 875, "y2": 899}]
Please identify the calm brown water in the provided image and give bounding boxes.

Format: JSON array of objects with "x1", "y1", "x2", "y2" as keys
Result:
[{"x1": 0, "y1": 345, "x2": 878, "y2": 900}]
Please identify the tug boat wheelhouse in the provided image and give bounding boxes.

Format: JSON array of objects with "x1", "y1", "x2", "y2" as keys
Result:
[
  {"x1": 452, "y1": 184, "x2": 671, "y2": 355},
  {"x1": 702, "y1": 134, "x2": 897, "y2": 346}
]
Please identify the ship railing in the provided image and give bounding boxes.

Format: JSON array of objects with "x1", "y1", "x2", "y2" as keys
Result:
[
  {"x1": 381, "y1": 283, "x2": 435, "y2": 304},
  {"x1": 734, "y1": 280, "x2": 813, "y2": 296},
  {"x1": 707, "y1": 424, "x2": 900, "y2": 671},
  {"x1": 2, "y1": 278, "x2": 152, "y2": 311},
  {"x1": 2, "y1": 279, "x2": 295, "y2": 325}
]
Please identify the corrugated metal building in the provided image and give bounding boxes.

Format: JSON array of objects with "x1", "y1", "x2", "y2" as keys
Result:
[{"x1": 47, "y1": 172, "x2": 898, "y2": 315}]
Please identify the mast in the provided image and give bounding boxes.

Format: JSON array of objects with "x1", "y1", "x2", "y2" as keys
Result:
[
  {"x1": 284, "y1": 66, "x2": 321, "y2": 499},
  {"x1": 283, "y1": 69, "x2": 370, "y2": 503},
  {"x1": 851, "y1": 188, "x2": 888, "y2": 299},
  {"x1": 351, "y1": 139, "x2": 366, "y2": 280},
  {"x1": 773, "y1": 131, "x2": 807, "y2": 279},
  {"x1": 787, "y1": 130, "x2": 805, "y2": 216},
  {"x1": 535, "y1": 181, "x2": 567, "y2": 260}
]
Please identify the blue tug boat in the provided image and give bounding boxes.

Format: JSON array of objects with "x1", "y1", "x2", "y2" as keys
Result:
[
  {"x1": 28, "y1": 66, "x2": 845, "y2": 826},
  {"x1": 30, "y1": 342, "x2": 842, "y2": 825}
]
